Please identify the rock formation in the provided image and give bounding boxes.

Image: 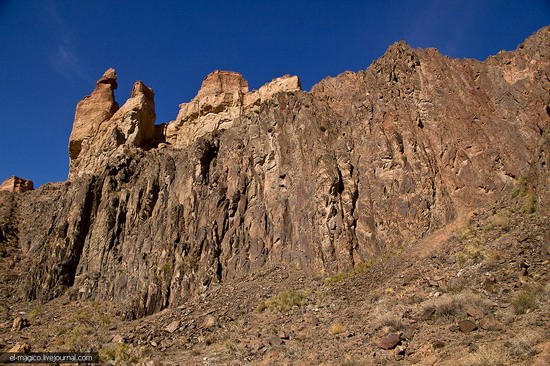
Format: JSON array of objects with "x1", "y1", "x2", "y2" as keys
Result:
[
  {"x1": 1, "y1": 26, "x2": 549, "y2": 319},
  {"x1": 68, "y1": 69, "x2": 157, "y2": 179},
  {"x1": 0, "y1": 176, "x2": 34, "y2": 193}
]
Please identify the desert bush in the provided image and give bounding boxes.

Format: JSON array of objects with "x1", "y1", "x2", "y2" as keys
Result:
[
  {"x1": 65, "y1": 324, "x2": 94, "y2": 352},
  {"x1": 256, "y1": 290, "x2": 306, "y2": 313},
  {"x1": 27, "y1": 304, "x2": 44, "y2": 322},
  {"x1": 483, "y1": 210, "x2": 511, "y2": 232},
  {"x1": 341, "y1": 357, "x2": 367, "y2": 366},
  {"x1": 420, "y1": 292, "x2": 490, "y2": 324},
  {"x1": 324, "y1": 260, "x2": 373, "y2": 284},
  {"x1": 510, "y1": 290, "x2": 537, "y2": 315},
  {"x1": 455, "y1": 241, "x2": 486, "y2": 268},
  {"x1": 370, "y1": 311, "x2": 403, "y2": 332},
  {"x1": 100, "y1": 342, "x2": 144, "y2": 365},
  {"x1": 511, "y1": 176, "x2": 528, "y2": 198},
  {"x1": 465, "y1": 345, "x2": 511, "y2": 366},
  {"x1": 507, "y1": 330, "x2": 543, "y2": 361},
  {"x1": 521, "y1": 194, "x2": 536, "y2": 214},
  {"x1": 224, "y1": 340, "x2": 237, "y2": 352}
]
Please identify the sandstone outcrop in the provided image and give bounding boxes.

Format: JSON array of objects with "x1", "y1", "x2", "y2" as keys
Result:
[
  {"x1": 165, "y1": 71, "x2": 301, "y2": 147},
  {"x1": 69, "y1": 68, "x2": 119, "y2": 162},
  {"x1": 2, "y1": 26, "x2": 549, "y2": 319},
  {"x1": 68, "y1": 70, "x2": 157, "y2": 179},
  {"x1": 0, "y1": 176, "x2": 34, "y2": 193}
]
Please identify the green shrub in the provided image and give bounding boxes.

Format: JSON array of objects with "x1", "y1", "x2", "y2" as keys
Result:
[
  {"x1": 324, "y1": 260, "x2": 373, "y2": 284},
  {"x1": 522, "y1": 194, "x2": 536, "y2": 214},
  {"x1": 511, "y1": 175, "x2": 528, "y2": 198}
]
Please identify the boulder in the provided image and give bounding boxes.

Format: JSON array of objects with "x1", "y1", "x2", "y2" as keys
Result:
[{"x1": 377, "y1": 333, "x2": 401, "y2": 350}]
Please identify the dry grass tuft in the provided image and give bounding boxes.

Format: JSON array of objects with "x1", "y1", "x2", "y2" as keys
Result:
[
  {"x1": 507, "y1": 330, "x2": 544, "y2": 361},
  {"x1": 510, "y1": 290, "x2": 537, "y2": 315},
  {"x1": 420, "y1": 291, "x2": 490, "y2": 324},
  {"x1": 256, "y1": 290, "x2": 306, "y2": 313},
  {"x1": 465, "y1": 345, "x2": 511, "y2": 366}
]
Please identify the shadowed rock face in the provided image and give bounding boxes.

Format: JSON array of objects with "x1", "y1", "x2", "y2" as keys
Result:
[{"x1": 3, "y1": 27, "x2": 549, "y2": 319}]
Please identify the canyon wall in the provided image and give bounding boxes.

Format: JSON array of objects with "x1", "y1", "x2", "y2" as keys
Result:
[{"x1": 1, "y1": 26, "x2": 548, "y2": 319}]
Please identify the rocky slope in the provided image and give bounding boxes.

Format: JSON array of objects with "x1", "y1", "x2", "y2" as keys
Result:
[{"x1": 0, "y1": 24, "x2": 549, "y2": 352}]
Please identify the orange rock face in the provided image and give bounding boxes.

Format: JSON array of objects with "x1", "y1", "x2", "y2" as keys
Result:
[
  {"x1": 0, "y1": 176, "x2": 34, "y2": 193},
  {"x1": 68, "y1": 69, "x2": 157, "y2": 179}
]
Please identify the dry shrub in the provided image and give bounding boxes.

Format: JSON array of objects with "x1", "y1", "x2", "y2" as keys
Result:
[
  {"x1": 99, "y1": 342, "x2": 146, "y2": 365},
  {"x1": 420, "y1": 291, "x2": 491, "y2": 324},
  {"x1": 507, "y1": 330, "x2": 544, "y2": 361},
  {"x1": 510, "y1": 290, "x2": 537, "y2": 315},
  {"x1": 369, "y1": 301, "x2": 406, "y2": 332},
  {"x1": 256, "y1": 290, "x2": 306, "y2": 313},
  {"x1": 465, "y1": 345, "x2": 511, "y2": 366}
]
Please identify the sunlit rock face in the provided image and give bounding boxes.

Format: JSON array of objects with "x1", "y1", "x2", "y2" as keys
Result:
[
  {"x1": 4, "y1": 26, "x2": 549, "y2": 319},
  {"x1": 0, "y1": 177, "x2": 34, "y2": 193}
]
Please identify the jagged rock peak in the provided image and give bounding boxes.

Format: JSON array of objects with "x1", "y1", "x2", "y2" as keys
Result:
[
  {"x1": 96, "y1": 67, "x2": 118, "y2": 89},
  {"x1": 131, "y1": 80, "x2": 154, "y2": 99},
  {"x1": 196, "y1": 70, "x2": 249, "y2": 98},
  {"x1": 68, "y1": 68, "x2": 119, "y2": 162},
  {"x1": 0, "y1": 176, "x2": 34, "y2": 193},
  {"x1": 166, "y1": 71, "x2": 302, "y2": 147},
  {"x1": 68, "y1": 71, "x2": 158, "y2": 179}
]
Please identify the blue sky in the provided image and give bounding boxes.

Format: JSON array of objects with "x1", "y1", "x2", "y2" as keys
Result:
[{"x1": 1, "y1": 0, "x2": 549, "y2": 187}]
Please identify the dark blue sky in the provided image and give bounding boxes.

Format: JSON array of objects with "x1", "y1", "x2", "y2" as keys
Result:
[{"x1": 1, "y1": 0, "x2": 549, "y2": 187}]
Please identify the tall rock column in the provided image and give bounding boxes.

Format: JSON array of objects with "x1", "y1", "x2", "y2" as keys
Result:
[
  {"x1": 69, "y1": 68, "x2": 119, "y2": 164},
  {"x1": 68, "y1": 69, "x2": 157, "y2": 179}
]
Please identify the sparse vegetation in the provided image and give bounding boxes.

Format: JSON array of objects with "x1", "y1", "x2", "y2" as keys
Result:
[
  {"x1": 420, "y1": 292, "x2": 490, "y2": 324},
  {"x1": 324, "y1": 260, "x2": 373, "y2": 284},
  {"x1": 455, "y1": 241, "x2": 486, "y2": 267},
  {"x1": 483, "y1": 210, "x2": 511, "y2": 232},
  {"x1": 182, "y1": 255, "x2": 197, "y2": 272},
  {"x1": 511, "y1": 175, "x2": 528, "y2": 198},
  {"x1": 507, "y1": 331, "x2": 543, "y2": 361},
  {"x1": 65, "y1": 324, "x2": 94, "y2": 352},
  {"x1": 27, "y1": 304, "x2": 44, "y2": 322},
  {"x1": 510, "y1": 290, "x2": 537, "y2": 314},
  {"x1": 371, "y1": 311, "x2": 403, "y2": 332},
  {"x1": 522, "y1": 193, "x2": 537, "y2": 213},
  {"x1": 224, "y1": 340, "x2": 237, "y2": 352},
  {"x1": 341, "y1": 357, "x2": 367, "y2": 366},
  {"x1": 465, "y1": 345, "x2": 511, "y2": 366},
  {"x1": 99, "y1": 342, "x2": 145, "y2": 365},
  {"x1": 511, "y1": 175, "x2": 537, "y2": 213},
  {"x1": 256, "y1": 289, "x2": 307, "y2": 313}
]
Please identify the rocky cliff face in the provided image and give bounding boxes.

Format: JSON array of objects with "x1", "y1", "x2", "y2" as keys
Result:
[{"x1": 2, "y1": 27, "x2": 549, "y2": 319}]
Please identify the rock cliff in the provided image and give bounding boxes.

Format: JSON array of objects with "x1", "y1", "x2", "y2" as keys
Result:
[{"x1": 2, "y1": 26, "x2": 549, "y2": 319}]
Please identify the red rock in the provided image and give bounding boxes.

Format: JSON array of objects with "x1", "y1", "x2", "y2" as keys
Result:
[
  {"x1": 458, "y1": 320, "x2": 478, "y2": 333},
  {"x1": 377, "y1": 333, "x2": 401, "y2": 350}
]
